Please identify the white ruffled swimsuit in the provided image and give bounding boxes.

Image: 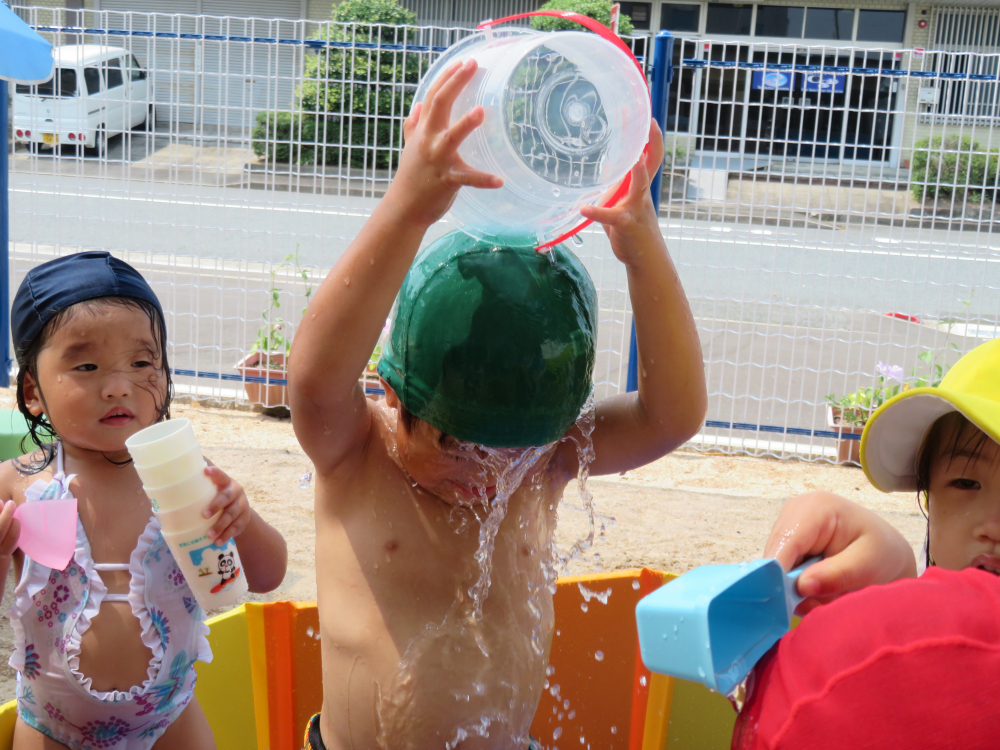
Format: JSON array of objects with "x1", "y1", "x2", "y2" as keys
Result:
[{"x1": 8, "y1": 445, "x2": 212, "y2": 749}]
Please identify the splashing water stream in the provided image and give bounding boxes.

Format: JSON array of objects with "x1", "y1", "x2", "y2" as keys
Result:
[{"x1": 376, "y1": 397, "x2": 602, "y2": 749}]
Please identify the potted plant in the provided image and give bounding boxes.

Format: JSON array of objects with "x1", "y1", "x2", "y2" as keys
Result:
[
  {"x1": 825, "y1": 351, "x2": 955, "y2": 465},
  {"x1": 235, "y1": 252, "x2": 390, "y2": 410},
  {"x1": 826, "y1": 362, "x2": 905, "y2": 465},
  {"x1": 235, "y1": 251, "x2": 312, "y2": 411}
]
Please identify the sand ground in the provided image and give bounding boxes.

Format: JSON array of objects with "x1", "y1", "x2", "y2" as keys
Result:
[{"x1": 0, "y1": 396, "x2": 926, "y2": 703}]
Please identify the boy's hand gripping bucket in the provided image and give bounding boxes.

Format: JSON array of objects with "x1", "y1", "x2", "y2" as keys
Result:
[{"x1": 413, "y1": 11, "x2": 651, "y2": 249}]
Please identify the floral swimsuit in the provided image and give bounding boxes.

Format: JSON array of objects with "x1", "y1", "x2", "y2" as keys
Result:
[{"x1": 8, "y1": 444, "x2": 212, "y2": 749}]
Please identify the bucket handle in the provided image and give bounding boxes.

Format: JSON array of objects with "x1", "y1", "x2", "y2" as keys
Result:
[{"x1": 477, "y1": 11, "x2": 650, "y2": 252}]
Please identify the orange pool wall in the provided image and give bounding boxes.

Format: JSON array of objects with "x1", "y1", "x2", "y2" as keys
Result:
[{"x1": 0, "y1": 569, "x2": 737, "y2": 749}]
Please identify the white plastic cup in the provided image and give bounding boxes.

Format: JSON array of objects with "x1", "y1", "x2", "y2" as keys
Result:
[
  {"x1": 134, "y1": 448, "x2": 207, "y2": 490},
  {"x1": 144, "y1": 471, "x2": 216, "y2": 513},
  {"x1": 161, "y1": 528, "x2": 248, "y2": 611},
  {"x1": 156, "y1": 495, "x2": 222, "y2": 535},
  {"x1": 126, "y1": 419, "x2": 201, "y2": 468},
  {"x1": 413, "y1": 28, "x2": 651, "y2": 246}
]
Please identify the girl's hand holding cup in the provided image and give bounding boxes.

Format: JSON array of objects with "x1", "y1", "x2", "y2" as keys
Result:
[{"x1": 202, "y1": 466, "x2": 251, "y2": 545}]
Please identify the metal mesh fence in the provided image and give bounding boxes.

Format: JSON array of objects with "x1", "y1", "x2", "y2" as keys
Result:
[
  {"x1": 8, "y1": 6, "x2": 997, "y2": 462},
  {"x1": 660, "y1": 40, "x2": 997, "y2": 460}
]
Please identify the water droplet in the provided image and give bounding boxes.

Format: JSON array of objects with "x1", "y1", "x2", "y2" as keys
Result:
[
  {"x1": 632, "y1": 580, "x2": 641, "y2": 590},
  {"x1": 306, "y1": 626, "x2": 314, "y2": 637},
  {"x1": 546, "y1": 665, "x2": 555, "y2": 677},
  {"x1": 298, "y1": 470, "x2": 312, "y2": 489},
  {"x1": 594, "y1": 650, "x2": 604, "y2": 661},
  {"x1": 556, "y1": 630, "x2": 561, "y2": 637},
  {"x1": 558, "y1": 712, "x2": 564, "y2": 720},
  {"x1": 571, "y1": 234, "x2": 584, "y2": 247},
  {"x1": 611, "y1": 726, "x2": 618, "y2": 735},
  {"x1": 563, "y1": 699, "x2": 570, "y2": 710},
  {"x1": 673, "y1": 625, "x2": 678, "y2": 632},
  {"x1": 580, "y1": 603, "x2": 588, "y2": 612},
  {"x1": 580, "y1": 737, "x2": 586, "y2": 744},
  {"x1": 568, "y1": 710, "x2": 576, "y2": 719},
  {"x1": 698, "y1": 667, "x2": 706, "y2": 678},
  {"x1": 552, "y1": 187, "x2": 561, "y2": 197}
]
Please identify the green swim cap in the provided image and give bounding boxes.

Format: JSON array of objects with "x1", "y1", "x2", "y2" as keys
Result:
[{"x1": 377, "y1": 231, "x2": 597, "y2": 448}]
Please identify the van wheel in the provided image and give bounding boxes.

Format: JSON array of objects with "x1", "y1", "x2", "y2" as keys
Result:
[{"x1": 86, "y1": 127, "x2": 107, "y2": 158}]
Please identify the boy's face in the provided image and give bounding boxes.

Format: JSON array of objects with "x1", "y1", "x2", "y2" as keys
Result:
[
  {"x1": 928, "y1": 426, "x2": 1000, "y2": 574},
  {"x1": 383, "y1": 384, "x2": 534, "y2": 505},
  {"x1": 25, "y1": 303, "x2": 168, "y2": 456}
]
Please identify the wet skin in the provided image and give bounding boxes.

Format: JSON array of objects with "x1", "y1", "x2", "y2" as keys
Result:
[{"x1": 314, "y1": 395, "x2": 574, "y2": 750}]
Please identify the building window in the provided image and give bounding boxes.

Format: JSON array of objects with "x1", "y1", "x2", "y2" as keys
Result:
[
  {"x1": 706, "y1": 3, "x2": 753, "y2": 35},
  {"x1": 930, "y1": 52, "x2": 1000, "y2": 122},
  {"x1": 755, "y1": 5, "x2": 804, "y2": 37},
  {"x1": 803, "y1": 7, "x2": 854, "y2": 40},
  {"x1": 660, "y1": 2, "x2": 701, "y2": 32},
  {"x1": 619, "y1": 2, "x2": 652, "y2": 30},
  {"x1": 855, "y1": 10, "x2": 905, "y2": 43}
]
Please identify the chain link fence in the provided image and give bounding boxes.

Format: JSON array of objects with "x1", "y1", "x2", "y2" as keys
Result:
[{"x1": 8, "y1": 5, "x2": 996, "y2": 461}]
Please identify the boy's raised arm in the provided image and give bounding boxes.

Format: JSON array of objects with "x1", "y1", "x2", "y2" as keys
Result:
[
  {"x1": 564, "y1": 121, "x2": 707, "y2": 476},
  {"x1": 289, "y1": 60, "x2": 502, "y2": 473}
]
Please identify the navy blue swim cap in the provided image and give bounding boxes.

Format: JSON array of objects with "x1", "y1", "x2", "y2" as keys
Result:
[{"x1": 11, "y1": 251, "x2": 164, "y2": 352}]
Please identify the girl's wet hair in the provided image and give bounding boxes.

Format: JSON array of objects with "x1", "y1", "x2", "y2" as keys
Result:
[
  {"x1": 915, "y1": 411, "x2": 996, "y2": 568},
  {"x1": 13, "y1": 296, "x2": 173, "y2": 473}
]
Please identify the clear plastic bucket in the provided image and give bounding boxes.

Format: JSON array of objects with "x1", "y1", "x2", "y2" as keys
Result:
[{"x1": 414, "y1": 26, "x2": 650, "y2": 246}]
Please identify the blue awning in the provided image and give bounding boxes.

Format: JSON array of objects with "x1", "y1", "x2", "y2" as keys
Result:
[{"x1": 0, "y1": 3, "x2": 52, "y2": 84}]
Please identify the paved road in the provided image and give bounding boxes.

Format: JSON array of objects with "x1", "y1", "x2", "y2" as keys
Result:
[{"x1": 8, "y1": 160, "x2": 999, "y2": 446}]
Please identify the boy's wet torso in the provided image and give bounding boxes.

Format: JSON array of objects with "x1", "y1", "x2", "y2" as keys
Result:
[{"x1": 314, "y1": 402, "x2": 574, "y2": 750}]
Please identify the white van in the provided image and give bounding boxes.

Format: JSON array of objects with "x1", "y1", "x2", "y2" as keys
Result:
[{"x1": 13, "y1": 45, "x2": 153, "y2": 157}]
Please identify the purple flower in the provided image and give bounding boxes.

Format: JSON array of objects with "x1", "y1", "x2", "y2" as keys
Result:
[{"x1": 877, "y1": 361, "x2": 903, "y2": 383}]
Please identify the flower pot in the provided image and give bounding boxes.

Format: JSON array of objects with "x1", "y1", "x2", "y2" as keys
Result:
[
  {"x1": 234, "y1": 351, "x2": 288, "y2": 409},
  {"x1": 827, "y1": 406, "x2": 866, "y2": 466}
]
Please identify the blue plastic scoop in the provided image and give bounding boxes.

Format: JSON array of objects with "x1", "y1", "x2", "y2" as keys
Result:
[{"x1": 635, "y1": 558, "x2": 818, "y2": 696}]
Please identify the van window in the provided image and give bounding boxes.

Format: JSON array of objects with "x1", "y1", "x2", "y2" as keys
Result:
[
  {"x1": 105, "y1": 59, "x2": 124, "y2": 89},
  {"x1": 129, "y1": 55, "x2": 146, "y2": 81},
  {"x1": 15, "y1": 68, "x2": 77, "y2": 97},
  {"x1": 84, "y1": 68, "x2": 101, "y2": 95}
]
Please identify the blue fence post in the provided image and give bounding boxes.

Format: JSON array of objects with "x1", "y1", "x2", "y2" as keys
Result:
[
  {"x1": 626, "y1": 30, "x2": 673, "y2": 393},
  {"x1": 0, "y1": 79, "x2": 10, "y2": 387}
]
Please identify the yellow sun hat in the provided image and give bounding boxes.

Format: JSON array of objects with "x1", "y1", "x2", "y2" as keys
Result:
[{"x1": 861, "y1": 337, "x2": 1000, "y2": 493}]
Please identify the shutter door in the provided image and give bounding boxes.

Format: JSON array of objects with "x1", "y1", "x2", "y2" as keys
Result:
[
  {"x1": 100, "y1": 0, "x2": 200, "y2": 124},
  {"x1": 200, "y1": 0, "x2": 303, "y2": 127}
]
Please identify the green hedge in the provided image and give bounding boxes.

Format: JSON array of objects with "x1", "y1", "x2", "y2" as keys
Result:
[
  {"x1": 252, "y1": 0, "x2": 418, "y2": 169},
  {"x1": 910, "y1": 135, "x2": 1000, "y2": 203},
  {"x1": 531, "y1": 0, "x2": 634, "y2": 35}
]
